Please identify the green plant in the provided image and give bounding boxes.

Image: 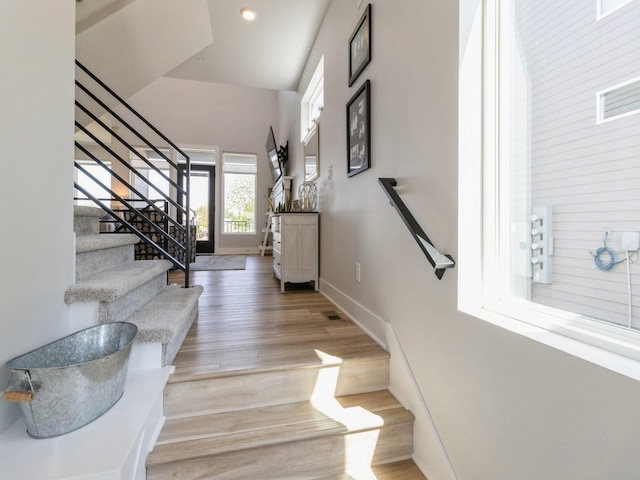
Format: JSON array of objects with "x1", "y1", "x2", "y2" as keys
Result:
[{"x1": 265, "y1": 194, "x2": 275, "y2": 212}]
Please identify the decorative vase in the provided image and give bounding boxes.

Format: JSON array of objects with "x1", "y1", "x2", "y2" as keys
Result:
[{"x1": 298, "y1": 181, "x2": 317, "y2": 212}]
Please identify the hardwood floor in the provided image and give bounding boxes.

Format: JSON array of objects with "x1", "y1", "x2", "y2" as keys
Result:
[{"x1": 150, "y1": 255, "x2": 427, "y2": 480}]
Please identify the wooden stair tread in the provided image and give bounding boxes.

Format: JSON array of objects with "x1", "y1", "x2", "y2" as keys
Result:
[
  {"x1": 169, "y1": 319, "x2": 389, "y2": 382},
  {"x1": 146, "y1": 258, "x2": 422, "y2": 479},
  {"x1": 169, "y1": 348, "x2": 390, "y2": 383},
  {"x1": 147, "y1": 390, "x2": 413, "y2": 468},
  {"x1": 314, "y1": 459, "x2": 428, "y2": 479}
]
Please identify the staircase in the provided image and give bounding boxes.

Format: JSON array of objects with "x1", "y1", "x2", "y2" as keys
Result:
[
  {"x1": 68, "y1": 205, "x2": 203, "y2": 368},
  {"x1": 74, "y1": 59, "x2": 194, "y2": 286},
  {"x1": 0, "y1": 208, "x2": 204, "y2": 480},
  {"x1": 144, "y1": 267, "x2": 426, "y2": 480}
]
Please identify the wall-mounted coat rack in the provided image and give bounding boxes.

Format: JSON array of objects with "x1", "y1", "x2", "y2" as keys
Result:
[{"x1": 379, "y1": 178, "x2": 455, "y2": 279}]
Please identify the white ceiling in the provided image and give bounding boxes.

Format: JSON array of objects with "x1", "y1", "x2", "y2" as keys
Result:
[{"x1": 76, "y1": 0, "x2": 330, "y2": 92}]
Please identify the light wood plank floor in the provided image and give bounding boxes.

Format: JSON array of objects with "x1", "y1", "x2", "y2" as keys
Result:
[
  {"x1": 168, "y1": 255, "x2": 387, "y2": 383},
  {"x1": 166, "y1": 255, "x2": 427, "y2": 480}
]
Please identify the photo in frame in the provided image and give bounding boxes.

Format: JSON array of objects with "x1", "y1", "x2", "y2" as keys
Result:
[
  {"x1": 348, "y1": 4, "x2": 372, "y2": 87},
  {"x1": 346, "y1": 79, "x2": 371, "y2": 177}
]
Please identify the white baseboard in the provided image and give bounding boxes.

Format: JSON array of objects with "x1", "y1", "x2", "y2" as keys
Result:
[
  {"x1": 318, "y1": 277, "x2": 456, "y2": 480},
  {"x1": 214, "y1": 247, "x2": 260, "y2": 255},
  {"x1": 319, "y1": 277, "x2": 387, "y2": 348},
  {"x1": 385, "y1": 322, "x2": 458, "y2": 480}
]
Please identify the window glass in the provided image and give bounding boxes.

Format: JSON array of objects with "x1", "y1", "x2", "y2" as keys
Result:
[
  {"x1": 75, "y1": 161, "x2": 112, "y2": 206},
  {"x1": 598, "y1": 0, "x2": 635, "y2": 17},
  {"x1": 301, "y1": 56, "x2": 324, "y2": 141},
  {"x1": 472, "y1": 0, "x2": 640, "y2": 335},
  {"x1": 222, "y1": 153, "x2": 257, "y2": 234}
]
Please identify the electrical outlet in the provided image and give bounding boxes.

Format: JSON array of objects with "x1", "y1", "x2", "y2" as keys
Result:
[
  {"x1": 328, "y1": 164, "x2": 334, "y2": 180},
  {"x1": 355, "y1": 263, "x2": 361, "y2": 282}
]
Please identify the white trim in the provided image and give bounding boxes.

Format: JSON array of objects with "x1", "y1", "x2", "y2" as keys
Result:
[
  {"x1": 596, "y1": 74, "x2": 640, "y2": 124},
  {"x1": 385, "y1": 323, "x2": 459, "y2": 480},
  {"x1": 319, "y1": 275, "x2": 457, "y2": 480},
  {"x1": 319, "y1": 277, "x2": 387, "y2": 349},
  {"x1": 300, "y1": 56, "x2": 324, "y2": 141},
  {"x1": 214, "y1": 247, "x2": 260, "y2": 255},
  {"x1": 459, "y1": 0, "x2": 640, "y2": 382},
  {"x1": 597, "y1": 0, "x2": 636, "y2": 20},
  {"x1": 0, "y1": 367, "x2": 171, "y2": 480}
]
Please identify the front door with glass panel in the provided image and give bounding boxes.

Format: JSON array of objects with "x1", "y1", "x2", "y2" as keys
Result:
[{"x1": 179, "y1": 164, "x2": 215, "y2": 254}]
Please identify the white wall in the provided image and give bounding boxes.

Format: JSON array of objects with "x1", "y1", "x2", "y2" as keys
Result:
[
  {"x1": 76, "y1": 0, "x2": 213, "y2": 104},
  {"x1": 126, "y1": 77, "x2": 280, "y2": 252},
  {"x1": 0, "y1": 1, "x2": 76, "y2": 432},
  {"x1": 285, "y1": 1, "x2": 640, "y2": 479}
]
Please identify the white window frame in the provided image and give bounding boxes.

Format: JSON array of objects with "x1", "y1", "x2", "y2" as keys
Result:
[
  {"x1": 300, "y1": 56, "x2": 324, "y2": 141},
  {"x1": 221, "y1": 152, "x2": 257, "y2": 236},
  {"x1": 597, "y1": 0, "x2": 635, "y2": 20},
  {"x1": 597, "y1": 75, "x2": 640, "y2": 123},
  {"x1": 458, "y1": 0, "x2": 640, "y2": 379}
]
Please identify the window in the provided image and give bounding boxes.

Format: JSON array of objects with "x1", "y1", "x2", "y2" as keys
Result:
[
  {"x1": 301, "y1": 56, "x2": 324, "y2": 141},
  {"x1": 598, "y1": 76, "x2": 640, "y2": 122},
  {"x1": 130, "y1": 148, "x2": 171, "y2": 200},
  {"x1": 75, "y1": 160, "x2": 112, "y2": 206},
  {"x1": 459, "y1": 0, "x2": 640, "y2": 362},
  {"x1": 222, "y1": 153, "x2": 256, "y2": 234},
  {"x1": 597, "y1": 0, "x2": 635, "y2": 18}
]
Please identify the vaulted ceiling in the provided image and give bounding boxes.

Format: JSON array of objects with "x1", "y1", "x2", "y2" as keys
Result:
[{"x1": 76, "y1": 0, "x2": 330, "y2": 93}]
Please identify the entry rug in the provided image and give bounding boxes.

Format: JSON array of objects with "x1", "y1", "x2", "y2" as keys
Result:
[{"x1": 190, "y1": 255, "x2": 246, "y2": 271}]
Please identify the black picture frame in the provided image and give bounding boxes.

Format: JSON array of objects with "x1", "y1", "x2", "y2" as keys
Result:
[
  {"x1": 346, "y1": 79, "x2": 371, "y2": 177},
  {"x1": 348, "y1": 4, "x2": 372, "y2": 87}
]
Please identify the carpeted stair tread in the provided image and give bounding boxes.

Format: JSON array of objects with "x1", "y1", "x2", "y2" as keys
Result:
[
  {"x1": 75, "y1": 234, "x2": 139, "y2": 279},
  {"x1": 76, "y1": 233, "x2": 139, "y2": 253},
  {"x1": 129, "y1": 284, "x2": 203, "y2": 344},
  {"x1": 146, "y1": 390, "x2": 414, "y2": 468},
  {"x1": 73, "y1": 205, "x2": 105, "y2": 236},
  {"x1": 65, "y1": 260, "x2": 172, "y2": 304}
]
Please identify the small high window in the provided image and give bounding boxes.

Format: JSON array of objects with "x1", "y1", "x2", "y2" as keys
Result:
[
  {"x1": 597, "y1": 0, "x2": 635, "y2": 18},
  {"x1": 598, "y1": 77, "x2": 640, "y2": 122},
  {"x1": 301, "y1": 56, "x2": 324, "y2": 141}
]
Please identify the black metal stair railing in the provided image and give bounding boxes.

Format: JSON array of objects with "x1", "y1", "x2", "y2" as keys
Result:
[
  {"x1": 74, "y1": 60, "x2": 192, "y2": 287},
  {"x1": 379, "y1": 178, "x2": 455, "y2": 279}
]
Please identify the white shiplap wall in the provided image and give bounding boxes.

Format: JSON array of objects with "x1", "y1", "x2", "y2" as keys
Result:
[{"x1": 515, "y1": 0, "x2": 640, "y2": 327}]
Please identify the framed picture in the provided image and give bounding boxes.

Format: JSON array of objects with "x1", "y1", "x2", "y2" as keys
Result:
[
  {"x1": 348, "y1": 4, "x2": 372, "y2": 87},
  {"x1": 346, "y1": 79, "x2": 371, "y2": 177}
]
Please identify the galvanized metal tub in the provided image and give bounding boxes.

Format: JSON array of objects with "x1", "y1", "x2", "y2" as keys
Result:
[{"x1": 3, "y1": 322, "x2": 137, "y2": 438}]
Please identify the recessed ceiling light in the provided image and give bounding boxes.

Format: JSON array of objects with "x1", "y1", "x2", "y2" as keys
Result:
[{"x1": 240, "y1": 7, "x2": 257, "y2": 21}]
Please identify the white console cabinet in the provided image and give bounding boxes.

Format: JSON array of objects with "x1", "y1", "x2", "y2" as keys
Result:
[{"x1": 272, "y1": 213, "x2": 318, "y2": 293}]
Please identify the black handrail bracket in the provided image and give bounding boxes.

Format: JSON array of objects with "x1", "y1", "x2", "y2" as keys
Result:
[{"x1": 378, "y1": 178, "x2": 455, "y2": 279}]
